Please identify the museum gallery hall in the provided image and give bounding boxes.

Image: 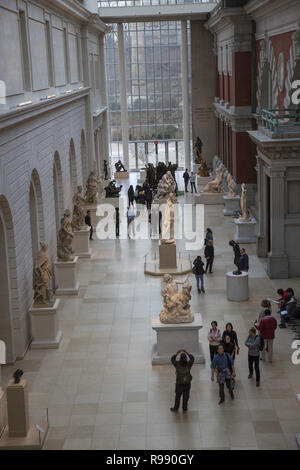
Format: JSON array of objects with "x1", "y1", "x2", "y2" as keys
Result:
[{"x1": 0, "y1": 0, "x2": 300, "y2": 451}]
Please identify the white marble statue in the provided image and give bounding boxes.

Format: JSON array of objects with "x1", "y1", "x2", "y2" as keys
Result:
[
  {"x1": 57, "y1": 209, "x2": 75, "y2": 261},
  {"x1": 159, "y1": 274, "x2": 194, "y2": 324},
  {"x1": 161, "y1": 194, "x2": 175, "y2": 245},
  {"x1": 72, "y1": 185, "x2": 86, "y2": 231},
  {"x1": 154, "y1": 171, "x2": 177, "y2": 204},
  {"x1": 33, "y1": 242, "x2": 54, "y2": 306},
  {"x1": 227, "y1": 173, "x2": 236, "y2": 198},
  {"x1": 239, "y1": 183, "x2": 251, "y2": 222},
  {"x1": 202, "y1": 167, "x2": 223, "y2": 193}
]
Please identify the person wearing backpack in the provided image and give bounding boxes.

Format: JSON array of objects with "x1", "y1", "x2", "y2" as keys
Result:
[
  {"x1": 245, "y1": 327, "x2": 261, "y2": 387},
  {"x1": 255, "y1": 309, "x2": 277, "y2": 362},
  {"x1": 192, "y1": 256, "x2": 205, "y2": 293},
  {"x1": 170, "y1": 349, "x2": 194, "y2": 413},
  {"x1": 211, "y1": 344, "x2": 236, "y2": 404}
]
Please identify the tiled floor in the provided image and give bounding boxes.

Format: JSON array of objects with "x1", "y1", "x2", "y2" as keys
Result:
[{"x1": 2, "y1": 173, "x2": 300, "y2": 450}]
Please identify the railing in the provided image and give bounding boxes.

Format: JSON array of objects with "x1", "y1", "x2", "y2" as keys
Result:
[
  {"x1": 261, "y1": 108, "x2": 300, "y2": 134},
  {"x1": 98, "y1": 0, "x2": 218, "y2": 7}
]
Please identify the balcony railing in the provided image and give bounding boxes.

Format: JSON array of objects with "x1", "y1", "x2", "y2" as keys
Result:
[{"x1": 261, "y1": 108, "x2": 300, "y2": 135}]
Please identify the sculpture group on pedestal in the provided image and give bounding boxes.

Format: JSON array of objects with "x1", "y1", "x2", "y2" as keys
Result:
[
  {"x1": 57, "y1": 209, "x2": 75, "y2": 261},
  {"x1": 159, "y1": 274, "x2": 194, "y2": 324},
  {"x1": 154, "y1": 171, "x2": 177, "y2": 204},
  {"x1": 33, "y1": 242, "x2": 54, "y2": 306},
  {"x1": 104, "y1": 180, "x2": 123, "y2": 198},
  {"x1": 115, "y1": 160, "x2": 127, "y2": 172},
  {"x1": 72, "y1": 186, "x2": 86, "y2": 231},
  {"x1": 202, "y1": 167, "x2": 223, "y2": 193},
  {"x1": 145, "y1": 162, "x2": 178, "y2": 190}
]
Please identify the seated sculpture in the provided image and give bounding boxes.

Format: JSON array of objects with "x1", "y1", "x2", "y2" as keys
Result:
[
  {"x1": 160, "y1": 274, "x2": 194, "y2": 324},
  {"x1": 115, "y1": 160, "x2": 127, "y2": 172},
  {"x1": 104, "y1": 180, "x2": 122, "y2": 198},
  {"x1": 202, "y1": 167, "x2": 223, "y2": 193}
]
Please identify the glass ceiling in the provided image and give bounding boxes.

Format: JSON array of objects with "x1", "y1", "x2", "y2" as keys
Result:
[{"x1": 98, "y1": 0, "x2": 216, "y2": 7}]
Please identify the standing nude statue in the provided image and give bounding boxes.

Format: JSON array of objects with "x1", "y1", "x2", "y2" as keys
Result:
[
  {"x1": 72, "y1": 185, "x2": 86, "y2": 231},
  {"x1": 227, "y1": 173, "x2": 236, "y2": 198},
  {"x1": 239, "y1": 183, "x2": 251, "y2": 222}
]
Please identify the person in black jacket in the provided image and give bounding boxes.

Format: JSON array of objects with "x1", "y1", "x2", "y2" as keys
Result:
[
  {"x1": 204, "y1": 240, "x2": 214, "y2": 273},
  {"x1": 183, "y1": 169, "x2": 190, "y2": 192},
  {"x1": 85, "y1": 210, "x2": 93, "y2": 240},
  {"x1": 222, "y1": 323, "x2": 239, "y2": 360},
  {"x1": 193, "y1": 256, "x2": 205, "y2": 294},
  {"x1": 170, "y1": 349, "x2": 194, "y2": 413},
  {"x1": 128, "y1": 185, "x2": 135, "y2": 206}
]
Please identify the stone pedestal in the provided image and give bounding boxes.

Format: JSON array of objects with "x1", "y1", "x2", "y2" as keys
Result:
[
  {"x1": 196, "y1": 175, "x2": 213, "y2": 187},
  {"x1": 223, "y1": 195, "x2": 240, "y2": 216},
  {"x1": 195, "y1": 192, "x2": 224, "y2": 205},
  {"x1": 233, "y1": 218, "x2": 257, "y2": 243},
  {"x1": 151, "y1": 314, "x2": 205, "y2": 365},
  {"x1": 226, "y1": 272, "x2": 248, "y2": 302},
  {"x1": 84, "y1": 204, "x2": 98, "y2": 227},
  {"x1": 29, "y1": 299, "x2": 63, "y2": 349},
  {"x1": 100, "y1": 197, "x2": 120, "y2": 208},
  {"x1": 159, "y1": 243, "x2": 177, "y2": 269},
  {"x1": 54, "y1": 256, "x2": 80, "y2": 295},
  {"x1": 7, "y1": 379, "x2": 29, "y2": 437},
  {"x1": 114, "y1": 171, "x2": 129, "y2": 179},
  {"x1": 73, "y1": 227, "x2": 91, "y2": 258}
]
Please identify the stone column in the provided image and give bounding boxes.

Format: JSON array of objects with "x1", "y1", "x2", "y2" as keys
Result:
[
  {"x1": 181, "y1": 20, "x2": 191, "y2": 171},
  {"x1": 268, "y1": 169, "x2": 289, "y2": 278},
  {"x1": 117, "y1": 23, "x2": 129, "y2": 171},
  {"x1": 256, "y1": 155, "x2": 268, "y2": 257}
]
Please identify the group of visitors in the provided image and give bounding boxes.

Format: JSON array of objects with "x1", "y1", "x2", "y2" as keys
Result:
[
  {"x1": 192, "y1": 228, "x2": 215, "y2": 294},
  {"x1": 128, "y1": 183, "x2": 153, "y2": 209},
  {"x1": 183, "y1": 169, "x2": 197, "y2": 193}
]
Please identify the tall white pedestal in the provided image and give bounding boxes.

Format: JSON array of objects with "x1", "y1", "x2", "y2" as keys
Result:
[
  {"x1": 84, "y1": 204, "x2": 98, "y2": 227},
  {"x1": 73, "y1": 227, "x2": 91, "y2": 258},
  {"x1": 226, "y1": 272, "x2": 248, "y2": 301},
  {"x1": 29, "y1": 299, "x2": 63, "y2": 349},
  {"x1": 54, "y1": 256, "x2": 80, "y2": 295},
  {"x1": 159, "y1": 243, "x2": 177, "y2": 269},
  {"x1": 195, "y1": 192, "x2": 224, "y2": 205},
  {"x1": 223, "y1": 195, "x2": 240, "y2": 216},
  {"x1": 233, "y1": 218, "x2": 257, "y2": 243},
  {"x1": 7, "y1": 379, "x2": 29, "y2": 437},
  {"x1": 151, "y1": 314, "x2": 205, "y2": 365}
]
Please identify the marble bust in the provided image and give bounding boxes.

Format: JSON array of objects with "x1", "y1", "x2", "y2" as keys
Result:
[{"x1": 159, "y1": 274, "x2": 194, "y2": 324}]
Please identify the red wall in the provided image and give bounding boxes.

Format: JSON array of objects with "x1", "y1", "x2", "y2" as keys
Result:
[
  {"x1": 231, "y1": 51, "x2": 252, "y2": 107},
  {"x1": 232, "y1": 132, "x2": 256, "y2": 184}
]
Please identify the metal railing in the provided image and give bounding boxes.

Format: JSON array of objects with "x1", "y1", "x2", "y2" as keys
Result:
[{"x1": 261, "y1": 108, "x2": 300, "y2": 134}]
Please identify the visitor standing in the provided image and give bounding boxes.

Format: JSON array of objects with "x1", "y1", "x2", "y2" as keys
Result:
[
  {"x1": 204, "y1": 240, "x2": 214, "y2": 273},
  {"x1": 170, "y1": 349, "x2": 194, "y2": 413},
  {"x1": 211, "y1": 344, "x2": 235, "y2": 404},
  {"x1": 183, "y1": 169, "x2": 190, "y2": 192},
  {"x1": 115, "y1": 207, "x2": 120, "y2": 238},
  {"x1": 207, "y1": 321, "x2": 222, "y2": 362},
  {"x1": 127, "y1": 205, "x2": 135, "y2": 239},
  {"x1": 221, "y1": 335, "x2": 235, "y2": 359},
  {"x1": 245, "y1": 327, "x2": 261, "y2": 387},
  {"x1": 193, "y1": 256, "x2": 205, "y2": 294},
  {"x1": 256, "y1": 299, "x2": 272, "y2": 326},
  {"x1": 190, "y1": 172, "x2": 197, "y2": 193},
  {"x1": 85, "y1": 210, "x2": 93, "y2": 241},
  {"x1": 256, "y1": 309, "x2": 277, "y2": 362},
  {"x1": 222, "y1": 323, "x2": 239, "y2": 359},
  {"x1": 204, "y1": 228, "x2": 213, "y2": 246},
  {"x1": 128, "y1": 185, "x2": 135, "y2": 206}
]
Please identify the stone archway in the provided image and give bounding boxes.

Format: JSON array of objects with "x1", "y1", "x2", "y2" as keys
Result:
[
  {"x1": 257, "y1": 34, "x2": 279, "y2": 113},
  {"x1": 0, "y1": 196, "x2": 19, "y2": 363},
  {"x1": 69, "y1": 138, "x2": 78, "y2": 198},
  {"x1": 81, "y1": 130, "x2": 88, "y2": 185},
  {"x1": 53, "y1": 151, "x2": 64, "y2": 234},
  {"x1": 29, "y1": 169, "x2": 45, "y2": 262}
]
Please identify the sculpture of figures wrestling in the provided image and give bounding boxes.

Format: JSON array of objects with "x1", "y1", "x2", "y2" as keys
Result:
[
  {"x1": 229, "y1": 240, "x2": 241, "y2": 275},
  {"x1": 33, "y1": 242, "x2": 54, "y2": 306},
  {"x1": 154, "y1": 171, "x2": 177, "y2": 204},
  {"x1": 159, "y1": 274, "x2": 194, "y2": 324},
  {"x1": 115, "y1": 160, "x2": 127, "y2": 172},
  {"x1": 85, "y1": 171, "x2": 98, "y2": 204},
  {"x1": 104, "y1": 180, "x2": 122, "y2": 198},
  {"x1": 72, "y1": 186, "x2": 86, "y2": 231},
  {"x1": 239, "y1": 183, "x2": 251, "y2": 222},
  {"x1": 227, "y1": 173, "x2": 236, "y2": 198},
  {"x1": 161, "y1": 194, "x2": 175, "y2": 245},
  {"x1": 194, "y1": 136, "x2": 203, "y2": 162},
  {"x1": 202, "y1": 167, "x2": 223, "y2": 193},
  {"x1": 57, "y1": 209, "x2": 75, "y2": 261}
]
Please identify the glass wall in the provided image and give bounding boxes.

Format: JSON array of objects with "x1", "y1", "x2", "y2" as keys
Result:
[
  {"x1": 105, "y1": 21, "x2": 188, "y2": 169},
  {"x1": 99, "y1": 0, "x2": 215, "y2": 6}
]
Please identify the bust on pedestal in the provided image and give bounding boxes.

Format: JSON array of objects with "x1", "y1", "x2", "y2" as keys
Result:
[
  {"x1": 29, "y1": 242, "x2": 62, "y2": 349},
  {"x1": 152, "y1": 275, "x2": 205, "y2": 364},
  {"x1": 54, "y1": 209, "x2": 80, "y2": 295}
]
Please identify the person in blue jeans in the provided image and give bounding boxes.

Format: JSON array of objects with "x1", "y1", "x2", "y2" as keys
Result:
[
  {"x1": 245, "y1": 327, "x2": 261, "y2": 387},
  {"x1": 193, "y1": 256, "x2": 205, "y2": 294}
]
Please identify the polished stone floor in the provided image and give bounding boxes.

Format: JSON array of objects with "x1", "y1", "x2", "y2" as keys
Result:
[{"x1": 2, "y1": 173, "x2": 300, "y2": 450}]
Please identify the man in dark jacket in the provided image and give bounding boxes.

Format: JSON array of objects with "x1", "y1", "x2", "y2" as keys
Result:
[
  {"x1": 238, "y1": 248, "x2": 249, "y2": 272},
  {"x1": 204, "y1": 240, "x2": 214, "y2": 273},
  {"x1": 85, "y1": 210, "x2": 93, "y2": 240},
  {"x1": 193, "y1": 256, "x2": 205, "y2": 293},
  {"x1": 256, "y1": 309, "x2": 277, "y2": 362},
  {"x1": 170, "y1": 349, "x2": 194, "y2": 412},
  {"x1": 183, "y1": 169, "x2": 190, "y2": 192}
]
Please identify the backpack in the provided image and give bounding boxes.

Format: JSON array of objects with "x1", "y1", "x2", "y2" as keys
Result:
[
  {"x1": 258, "y1": 335, "x2": 264, "y2": 352},
  {"x1": 176, "y1": 365, "x2": 192, "y2": 385}
]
